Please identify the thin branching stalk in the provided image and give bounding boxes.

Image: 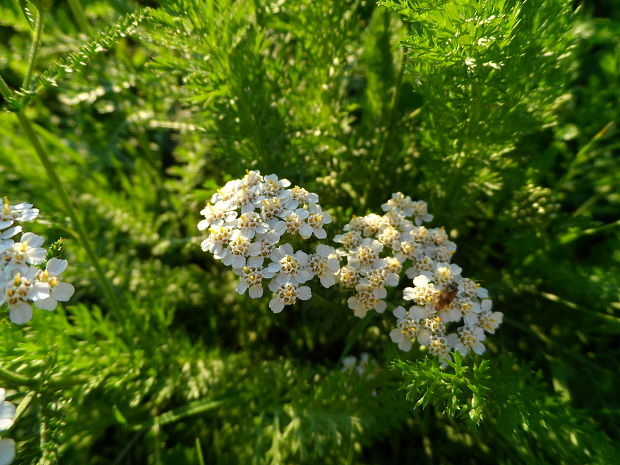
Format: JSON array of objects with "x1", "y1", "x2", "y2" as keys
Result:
[
  {"x1": 22, "y1": 8, "x2": 44, "y2": 90},
  {"x1": 0, "y1": 366, "x2": 88, "y2": 391},
  {"x1": 363, "y1": 53, "x2": 408, "y2": 209}
]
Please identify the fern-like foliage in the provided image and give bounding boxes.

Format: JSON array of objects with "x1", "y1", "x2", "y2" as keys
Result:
[{"x1": 1, "y1": 7, "x2": 151, "y2": 112}]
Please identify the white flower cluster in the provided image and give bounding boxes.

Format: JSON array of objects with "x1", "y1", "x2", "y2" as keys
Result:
[
  {"x1": 333, "y1": 192, "x2": 443, "y2": 318},
  {"x1": 198, "y1": 172, "x2": 340, "y2": 313},
  {"x1": 199, "y1": 179, "x2": 504, "y2": 361},
  {"x1": 0, "y1": 388, "x2": 15, "y2": 465},
  {"x1": 389, "y1": 264, "x2": 503, "y2": 360},
  {"x1": 0, "y1": 198, "x2": 75, "y2": 325},
  {"x1": 357, "y1": 194, "x2": 504, "y2": 361}
]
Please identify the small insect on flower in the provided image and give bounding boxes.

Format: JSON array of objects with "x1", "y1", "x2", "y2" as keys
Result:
[{"x1": 434, "y1": 280, "x2": 459, "y2": 311}]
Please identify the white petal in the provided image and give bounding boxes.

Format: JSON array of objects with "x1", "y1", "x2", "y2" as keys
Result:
[
  {"x1": 236, "y1": 280, "x2": 249, "y2": 295},
  {"x1": 315, "y1": 244, "x2": 332, "y2": 257},
  {"x1": 248, "y1": 285, "x2": 263, "y2": 299},
  {"x1": 10, "y1": 303, "x2": 33, "y2": 325},
  {"x1": 297, "y1": 286, "x2": 312, "y2": 300},
  {"x1": 373, "y1": 287, "x2": 387, "y2": 299},
  {"x1": 353, "y1": 307, "x2": 368, "y2": 318},
  {"x1": 269, "y1": 298, "x2": 285, "y2": 313},
  {"x1": 472, "y1": 342, "x2": 486, "y2": 355},
  {"x1": 398, "y1": 339, "x2": 413, "y2": 352},
  {"x1": 247, "y1": 256, "x2": 264, "y2": 268},
  {"x1": 410, "y1": 306, "x2": 429, "y2": 320},
  {"x1": 314, "y1": 228, "x2": 327, "y2": 239},
  {"x1": 327, "y1": 259, "x2": 340, "y2": 273},
  {"x1": 280, "y1": 243, "x2": 294, "y2": 255},
  {"x1": 464, "y1": 313, "x2": 479, "y2": 325},
  {"x1": 481, "y1": 299, "x2": 492, "y2": 311},
  {"x1": 413, "y1": 275, "x2": 430, "y2": 287},
  {"x1": 295, "y1": 209, "x2": 309, "y2": 219},
  {"x1": 389, "y1": 328, "x2": 402, "y2": 342},
  {"x1": 0, "y1": 404, "x2": 16, "y2": 432},
  {"x1": 319, "y1": 274, "x2": 336, "y2": 288},
  {"x1": 53, "y1": 282, "x2": 75, "y2": 301},
  {"x1": 299, "y1": 223, "x2": 313, "y2": 238},
  {"x1": 35, "y1": 297, "x2": 57, "y2": 311},
  {"x1": 0, "y1": 226, "x2": 20, "y2": 239},
  {"x1": 0, "y1": 439, "x2": 16, "y2": 465},
  {"x1": 231, "y1": 255, "x2": 246, "y2": 269},
  {"x1": 46, "y1": 258, "x2": 68, "y2": 275},
  {"x1": 393, "y1": 306, "x2": 406, "y2": 319},
  {"x1": 403, "y1": 287, "x2": 416, "y2": 300}
]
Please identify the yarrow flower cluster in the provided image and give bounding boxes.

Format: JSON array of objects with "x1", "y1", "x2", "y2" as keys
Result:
[
  {"x1": 198, "y1": 172, "x2": 340, "y2": 313},
  {"x1": 0, "y1": 198, "x2": 75, "y2": 324},
  {"x1": 199, "y1": 176, "x2": 503, "y2": 362},
  {"x1": 0, "y1": 388, "x2": 16, "y2": 465},
  {"x1": 333, "y1": 192, "x2": 444, "y2": 318}
]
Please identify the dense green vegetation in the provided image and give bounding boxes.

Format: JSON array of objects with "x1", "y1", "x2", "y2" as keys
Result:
[{"x1": 1, "y1": 0, "x2": 619, "y2": 463}]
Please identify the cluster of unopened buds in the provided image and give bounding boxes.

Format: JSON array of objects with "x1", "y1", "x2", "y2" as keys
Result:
[
  {"x1": 198, "y1": 175, "x2": 503, "y2": 361},
  {"x1": 0, "y1": 198, "x2": 75, "y2": 324},
  {"x1": 198, "y1": 171, "x2": 339, "y2": 313}
]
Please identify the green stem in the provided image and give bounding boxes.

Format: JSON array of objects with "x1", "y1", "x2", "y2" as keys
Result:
[
  {"x1": 0, "y1": 366, "x2": 89, "y2": 390},
  {"x1": 23, "y1": 8, "x2": 44, "y2": 90},
  {"x1": 362, "y1": 52, "x2": 408, "y2": 209},
  {"x1": 67, "y1": 0, "x2": 93, "y2": 36},
  {"x1": 0, "y1": 75, "x2": 124, "y2": 321}
]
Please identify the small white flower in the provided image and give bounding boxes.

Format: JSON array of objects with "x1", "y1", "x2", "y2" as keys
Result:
[
  {"x1": 361, "y1": 214, "x2": 387, "y2": 237},
  {"x1": 347, "y1": 239, "x2": 384, "y2": 273},
  {"x1": 478, "y1": 310, "x2": 503, "y2": 334},
  {"x1": 1, "y1": 232, "x2": 47, "y2": 267},
  {"x1": 303, "y1": 206, "x2": 331, "y2": 239},
  {"x1": 281, "y1": 209, "x2": 310, "y2": 237},
  {"x1": 232, "y1": 186, "x2": 263, "y2": 213},
  {"x1": 262, "y1": 174, "x2": 291, "y2": 199},
  {"x1": 34, "y1": 258, "x2": 76, "y2": 311},
  {"x1": 411, "y1": 201, "x2": 433, "y2": 226},
  {"x1": 381, "y1": 192, "x2": 415, "y2": 217},
  {"x1": 347, "y1": 284, "x2": 387, "y2": 318},
  {"x1": 236, "y1": 212, "x2": 269, "y2": 240},
  {"x1": 268, "y1": 282, "x2": 311, "y2": 313},
  {"x1": 283, "y1": 185, "x2": 319, "y2": 210},
  {"x1": 233, "y1": 257, "x2": 274, "y2": 298},
  {"x1": 308, "y1": 245, "x2": 340, "y2": 288},
  {"x1": 334, "y1": 230, "x2": 362, "y2": 250},
  {"x1": 447, "y1": 326, "x2": 486, "y2": 356},
  {"x1": 427, "y1": 335, "x2": 451, "y2": 361},
  {"x1": 338, "y1": 265, "x2": 360, "y2": 288},
  {"x1": 0, "y1": 199, "x2": 39, "y2": 231},
  {"x1": 267, "y1": 243, "x2": 312, "y2": 285},
  {"x1": 210, "y1": 179, "x2": 242, "y2": 203},
  {"x1": 0, "y1": 266, "x2": 50, "y2": 324},
  {"x1": 200, "y1": 226, "x2": 233, "y2": 256},
  {"x1": 197, "y1": 202, "x2": 237, "y2": 231}
]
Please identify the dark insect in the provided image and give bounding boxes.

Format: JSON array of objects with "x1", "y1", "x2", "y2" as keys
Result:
[{"x1": 434, "y1": 281, "x2": 459, "y2": 311}]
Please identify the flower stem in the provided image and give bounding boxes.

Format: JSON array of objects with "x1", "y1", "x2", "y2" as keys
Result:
[
  {"x1": 0, "y1": 74, "x2": 124, "y2": 321},
  {"x1": 22, "y1": 8, "x2": 44, "y2": 90},
  {"x1": 362, "y1": 52, "x2": 408, "y2": 209},
  {"x1": 0, "y1": 366, "x2": 88, "y2": 391}
]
